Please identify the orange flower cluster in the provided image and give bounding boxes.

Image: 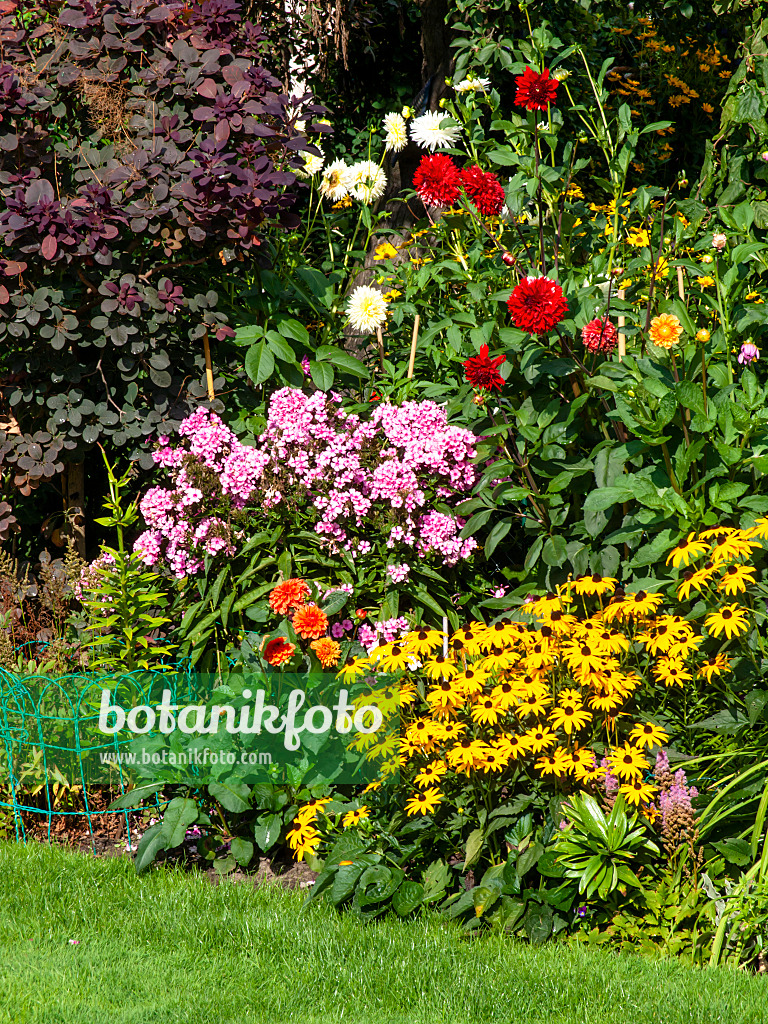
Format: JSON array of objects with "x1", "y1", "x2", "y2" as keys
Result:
[{"x1": 269, "y1": 578, "x2": 310, "y2": 615}]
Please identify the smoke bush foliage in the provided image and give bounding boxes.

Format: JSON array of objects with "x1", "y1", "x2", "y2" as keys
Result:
[{"x1": 0, "y1": 0, "x2": 325, "y2": 489}]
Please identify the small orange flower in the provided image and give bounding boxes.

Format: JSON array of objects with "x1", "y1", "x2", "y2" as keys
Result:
[
  {"x1": 355, "y1": 608, "x2": 368, "y2": 619},
  {"x1": 310, "y1": 637, "x2": 341, "y2": 668},
  {"x1": 293, "y1": 604, "x2": 329, "y2": 639},
  {"x1": 269, "y1": 578, "x2": 310, "y2": 615},
  {"x1": 649, "y1": 313, "x2": 683, "y2": 350},
  {"x1": 263, "y1": 636, "x2": 296, "y2": 666}
]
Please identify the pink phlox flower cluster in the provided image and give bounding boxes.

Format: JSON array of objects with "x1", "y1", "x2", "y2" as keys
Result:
[
  {"x1": 387, "y1": 563, "x2": 411, "y2": 584},
  {"x1": 358, "y1": 615, "x2": 411, "y2": 653},
  {"x1": 416, "y1": 511, "x2": 477, "y2": 567}
]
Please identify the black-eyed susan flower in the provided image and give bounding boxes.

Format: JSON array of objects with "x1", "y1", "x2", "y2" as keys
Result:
[
  {"x1": 621, "y1": 590, "x2": 665, "y2": 618},
  {"x1": 438, "y1": 719, "x2": 466, "y2": 742},
  {"x1": 619, "y1": 779, "x2": 657, "y2": 806},
  {"x1": 404, "y1": 628, "x2": 445, "y2": 657},
  {"x1": 405, "y1": 786, "x2": 443, "y2": 816},
  {"x1": 711, "y1": 533, "x2": 762, "y2": 565},
  {"x1": 571, "y1": 574, "x2": 617, "y2": 597},
  {"x1": 745, "y1": 516, "x2": 768, "y2": 540},
  {"x1": 372, "y1": 643, "x2": 413, "y2": 672},
  {"x1": 446, "y1": 737, "x2": 490, "y2": 771},
  {"x1": 705, "y1": 604, "x2": 750, "y2": 639},
  {"x1": 549, "y1": 701, "x2": 592, "y2": 735},
  {"x1": 718, "y1": 563, "x2": 757, "y2": 596},
  {"x1": 491, "y1": 680, "x2": 518, "y2": 709},
  {"x1": 666, "y1": 532, "x2": 710, "y2": 567},
  {"x1": 286, "y1": 822, "x2": 321, "y2": 860},
  {"x1": 342, "y1": 805, "x2": 370, "y2": 827},
  {"x1": 629, "y1": 720, "x2": 669, "y2": 749},
  {"x1": 414, "y1": 760, "x2": 447, "y2": 788},
  {"x1": 562, "y1": 640, "x2": 605, "y2": 675},
  {"x1": 515, "y1": 686, "x2": 553, "y2": 718},
  {"x1": 405, "y1": 717, "x2": 441, "y2": 750},
  {"x1": 574, "y1": 754, "x2": 604, "y2": 784},
  {"x1": 480, "y1": 644, "x2": 517, "y2": 672},
  {"x1": 295, "y1": 798, "x2": 332, "y2": 825},
  {"x1": 480, "y1": 748, "x2": 507, "y2": 773},
  {"x1": 490, "y1": 733, "x2": 524, "y2": 761},
  {"x1": 568, "y1": 747, "x2": 594, "y2": 775},
  {"x1": 471, "y1": 694, "x2": 506, "y2": 726},
  {"x1": 426, "y1": 679, "x2": 463, "y2": 715},
  {"x1": 423, "y1": 654, "x2": 458, "y2": 681},
  {"x1": 524, "y1": 725, "x2": 558, "y2": 753},
  {"x1": 589, "y1": 690, "x2": 624, "y2": 713},
  {"x1": 677, "y1": 563, "x2": 716, "y2": 600},
  {"x1": 453, "y1": 667, "x2": 489, "y2": 696},
  {"x1": 608, "y1": 742, "x2": 649, "y2": 781},
  {"x1": 336, "y1": 656, "x2": 371, "y2": 683},
  {"x1": 536, "y1": 747, "x2": 571, "y2": 777},
  {"x1": 362, "y1": 779, "x2": 382, "y2": 794},
  {"x1": 558, "y1": 686, "x2": 584, "y2": 705},
  {"x1": 697, "y1": 653, "x2": 731, "y2": 683},
  {"x1": 653, "y1": 658, "x2": 693, "y2": 688}
]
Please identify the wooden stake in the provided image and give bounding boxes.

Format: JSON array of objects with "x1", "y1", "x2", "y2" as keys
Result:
[
  {"x1": 677, "y1": 265, "x2": 686, "y2": 301},
  {"x1": 203, "y1": 328, "x2": 215, "y2": 401},
  {"x1": 65, "y1": 461, "x2": 86, "y2": 557},
  {"x1": 617, "y1": 288, "x2": 626, "y2": 361},
  {"x1": 376, "y1": 327, "x2": 385, "y2": 371},
  {"x1": 407, "y1": 314, "x2": 420, "y2": 379}
]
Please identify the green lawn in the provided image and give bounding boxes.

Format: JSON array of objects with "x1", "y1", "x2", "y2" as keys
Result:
[{"x1": 0, "y1": 842, "x2": 765, "y2": 1024}]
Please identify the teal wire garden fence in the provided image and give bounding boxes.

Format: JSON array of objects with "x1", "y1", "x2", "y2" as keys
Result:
[{"x1": 0, "y1": 665, "x2": 198, "y2": 845}]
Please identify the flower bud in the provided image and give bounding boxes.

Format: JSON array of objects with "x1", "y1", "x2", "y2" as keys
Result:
[
  {"x1": 700, "y1": 254, "x2": 713, "y2": 264},
  {"x1": 696, "y1": 328, "x2": 710, "y2": 343},
  {"x1": 502, "y1": 251, "x2": 516, "y2": 267},
  {"x1": 472, "y1": 393, "x2": 487, "y2": 406},
  {"x1": 761, "y1": 152, "x2": 768, "y2": 162},
  {"x1": 712, "y1": 232, "x2": 727, "y2": 251}
]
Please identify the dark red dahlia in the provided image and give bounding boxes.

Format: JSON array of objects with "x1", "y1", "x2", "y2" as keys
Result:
[
  {"x1": 507, "y1": 276, "x2": 569, "y2": 335},
  {"x1": 459, "y1": 165, "x2": 506, "y2": 216},
  {"x1": 514, "y1": 67, "x2": 559, "y2": 112},
  {"x1": 581, "y1": 317, "x2": 618, "y2": 355},
  {"x1": 464, "y1": 344, "x2": 506, "y2": 391},
  {"x1": 413, "y1": 154, "x2": 462, "y2": 208}
]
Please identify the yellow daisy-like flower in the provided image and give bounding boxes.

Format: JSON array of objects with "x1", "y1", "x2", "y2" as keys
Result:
[
  {"x1": 629, "y1": 721, "x2": 669, "y2": 749},
  {"x1": 549, "y1": 701, "x2": 593, "y2": 735},
  {"x1": 697, "y1": 653, "x2": 731, "y2": 683},
  {"x1": 373, "y1": 241, "x2": 399, "y2": 261},
  {"x1": 495, "y1": 732, "x2": 532, "y2": 760},
  {"x1": 373, "y1": 643, "x2": 413, "y2": 672},
  {"x1": 453, "y1": 667, "x2": 490, "y2": 697},
  {"x1": 515, "y1": 687, "x2": 553, "y2": 719},
  {"x1": 718, "y1": 563, "x2": 757, "y2": 595},
  {"x1": 446, "y1": 737, "x2": 491, "y2": 771},
  {"x1": 666, "y1": 532, "x2": 710, "y2": 568},
  {"x1": 286, "y1": 823, "x2": 321, "y2": 861},
  {"x1": 620, "y1": 779, "x2": 658, "y2": 806},
  {"x1": 536, "y1": 748, "x2": 572, "y2": 777},
  {"x1": 362, "y1": 780, "x2": 382, "y2": 794},
  {"x1": 524, "y1": 726, "x2": 558, "y2": 754},
  {"x1": 405, "y1": 786, "x2": 443, "y2": 816},
  {"x1": 491, "y1": 680, "x2": 519, "y2": 710},
  {"x1": 404, "y1": 628, "x2": 445, "y2": 657},
  {"x1": 677, "y1": 564, "x2": 716, "y2": 600},
  {"x1": 336, "y1": 656, "x2": 371, "y2": 683},
  {"x1": 649, "y1": 313, "x2": 683, "y2": 349},
  {"x1": 653, "y1": 658, "x2": 692, "y2": 688},
  {"x1": 423, "y1": 655, "x2": 458, "y2": 681},
  {"x1": 342, "y1": 805, "x2": 370, "y2": 827},
  {"x1": 562, "y1": 640, "x2": 605, "y2": 675},
  {"x1": 698, "y1": 275, "x2": 715, "y2": 287},
  {"x1": 571, "y1": 574, "x2": 617, "y2": 597},
  {"x1": 705, "y1": 604, "x2": 750, "y2": 639},
  {"x1": 608, "y1": 742, "x2": 649, "y2": 781},
  {"x1": 480, "y1": 748, "x2": 508, "y2": 773},
  {"x1": 745, "y1": 291, "x2": 764, "y2": 303},
  {"x1": 745, "y1": 516, "x2": 768, "y2": 540},
  {"x1": 414, "y1": 760, "x2": 448, "y2": 788},
  {"x1": 568, "y1": 747, "x2": 595, "y2": 776},
  {"x1": 295, "y1": 798, "x2": 332, "y2": 825},
  {"x1": 711, "y1": 533, "x2": 762, "y2": 565},
  {"x1": 426, "y1": 679, "x2": 463, "y2": 716},
  {"x1": 471, "y1": 694, "x2": 506, "y2": 726}
]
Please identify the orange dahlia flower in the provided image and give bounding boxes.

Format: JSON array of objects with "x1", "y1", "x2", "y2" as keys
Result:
[
  {"x1": 649, "y1": 313, "x2": 683, "y2": 350},
  {"x1": 269, "y1": 578, "x2": 310, "y2": 615},
  {"x1": 263, "y1": 636, "x2": 297, "y2": 666},
  {"x1": 293, "y1": 604, "x2": 329, "y2": 639},
  {"x1": 310, "y1": 637, "x2": 341, "y2": 668}
]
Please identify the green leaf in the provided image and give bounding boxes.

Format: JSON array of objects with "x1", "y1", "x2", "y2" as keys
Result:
[
  {"x1": 245, "y1": 341, "x2": 275, "y2": 387},
  {"x1": 309, "y1": 360, "x2": 334, "y2": 391},
  {"x1": 523, "y1": 903, "x2": 554, "y2": 945},
  {"x1": 230, "y1": 838, "x2": 254, "y2": 867},
  {"x1": 331, "y1": 863, "x2": 364, "y2": 905},
  {"x1": 542, "y1": 535, "x2": 567, "y2": 567},
  {"x1": 134, "y1": 823, "x2": 168, "y2": 873},
  {"x1": 392, "y1": 880, "x2": 425, "y2": 916},
  {"x1": 208, "y1": 781, "x2": 251, "y2": 813},
  {"x1": 423, "y1": 859, "x2": 451, "y2": 901},
  {"x1": 735, "y1": 81, "x2": 767, "y2": 124},
  {"x1": 487, "y1": 148, "x2": 518, "y2": 167},
  {"x1": 582, "y1": 486, "x2": 632, "y2": 514},
  {"x1": 265, "y1": 331, "x2": 296, "y2": 363},
  {"x1": 485, "y1": 519, "x2": 512, "y2": 558},
  {"x1": 712, "y1": 837, "x2": 752, "y2": 866},
  {"x1": 160, "y1": 797, "x2": 200, "y2": 848},
  {"x1": 321, "y1": 591, "x2": 350, "y2": 616},
  {"x1": 464, "y1": 828, "x2": 484, "y2": 869},
  {"x1": 253, "y1": 812, "x2": 283, "y2": 851},
  {"x1": 108, "y1": 782, "x2": 164, "y2": 811},
  {"x1": 277, "y1": 318, "x2": 310, "y2": 344},
  {"x1": 315, "y1": 345, "x2": 369, "y2": 378}
]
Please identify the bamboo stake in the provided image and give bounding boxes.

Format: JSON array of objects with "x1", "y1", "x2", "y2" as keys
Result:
[
  {"x1": 677, "y1": 266, "x2": 686, "y2": 301},
  {"x1": 376, "y1": 326, "x2": 384, "y2": 371},
  {"x1": 203, "y1": 328, "x2": 215, "y2": 401},
  {"x1": 407, "y1": 314, "x2": 420, "y2": 379},
  {"x1": 617, "y1": 288, "x2": 626, "y2": 361}
]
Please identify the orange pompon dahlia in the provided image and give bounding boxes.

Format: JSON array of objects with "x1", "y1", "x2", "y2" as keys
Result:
[
  {"x1": 269, "y1": 578, "x2": 310, "y2": 615},
  {"x1": 263, "y1": 636, "x2": 297, "y2": 666},
  {"x1": 293, "y1": 604, "x2": 329, "y2": 639},
  {"x1": 310, "y1": 637, "x2": 341, "y2": 668},
  {"x1": 649, "y1": 313, "x2": 683, "y2": 350}
]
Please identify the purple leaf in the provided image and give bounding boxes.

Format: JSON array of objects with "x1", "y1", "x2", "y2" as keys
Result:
[
  {"x1": 41, "y1": 235, "x2": 57, "y2": 260},
  {"x1": 197, "y1": 78, "x2": 219, "y2": 99}
]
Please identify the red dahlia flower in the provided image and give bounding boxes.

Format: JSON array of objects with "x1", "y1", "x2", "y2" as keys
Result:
[
  {"x1": 413, "y1": 153, "x2": 462, "y2": 208},
  {"x1": 507, "y1": 276, "x2": 568, "y2": 335},
  {"x1": 464, "y1": 344, "x2": 506, "y2": 391},
  {"x1": 514, "y1": 67, "x2": 559, "y2": 111},
  {"x1": 581, "y1": 317, "x2": 619, "y2": 355},
  {"x1": 459, "y1": 165, "x2": 506, "y2": 216}
]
